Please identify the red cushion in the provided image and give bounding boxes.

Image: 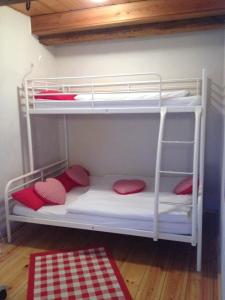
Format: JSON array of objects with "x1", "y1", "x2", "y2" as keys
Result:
[
  {"x1": 12, "y1": 187, "x2": 45, "y2": 210},
  {"x1": 65, "y1": 165, "x2": 90, "y2": 187},
  {"x1": 35, "y1": 90, "x2": 77, "y2": 101},
  {"x1": 113, "y1": 179, "x2": 146, "y2": 195},
  {"x1": 173, "y1": 177, "x2": 193, "y2": 195},
  {"x1": 55, "y1": 172, "x2": 77, "y2": 192}
]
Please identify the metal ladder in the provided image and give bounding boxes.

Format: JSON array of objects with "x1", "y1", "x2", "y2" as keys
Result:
[{"x1": 153, "y1": 106, "x2": 202, "y2": 245}]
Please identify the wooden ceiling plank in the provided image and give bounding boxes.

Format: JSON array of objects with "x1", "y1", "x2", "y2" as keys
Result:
[
  {"x1": 11, "y1": 1, "x2": 54, "y2": 16},
  {"x1": 39, "y1": 16, "x2": 225, "y2": 46},
  {"x1": 37, "y1": 0, "x2": 81, "y2": 13},
  {"x1": 10, "y1": 0, "x2": 140, "y2": 17},
  {"x1": 31, "y1": 0, "x2": 225, "y2": 36}
]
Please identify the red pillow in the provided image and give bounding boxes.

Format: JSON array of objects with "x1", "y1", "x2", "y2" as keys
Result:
[
  {"x1": 12, "y1": 187, "x2": 45, "y2": 210},
  {"x1": 173, "y1": 177, "x2": 193, "y2": 195},
  {"x1": 65, "y1": 165, "x2": 90, "y2": 187},
  {"x1": 35, "y1": 90, "x2": 77, "y2": 101},
  {"x1": 35, "y1": 90, "x2": 59, "y2": 100},
  {"x1": 55, "y1": 172, "x2": 77, "y2": 192},
  {"x1": 113, "y1": 179, "x2": 146, "y2": 195},
  {"x1": 51, "y1": 94, "x2": 77, "y2": 100}
]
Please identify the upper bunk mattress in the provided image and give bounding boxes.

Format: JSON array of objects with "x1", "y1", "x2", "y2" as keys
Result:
[
  {"x1": 12, "y1": 175, "x2": 192, "y2": 235},
  {"x1": 33, "y1": 90, "x2": 201, "y2": 109}
]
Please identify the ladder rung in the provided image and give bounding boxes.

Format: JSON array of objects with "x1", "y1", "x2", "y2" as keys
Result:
[
  {"x1": 159, "y1": 202, "x2": 193, "y2": 207},
  {"x1": 162, "y1": 140, "x2": 194, "y2": 144},
  {"x1": 159, "y1": 170, "x2": 194, "y2": 175}
]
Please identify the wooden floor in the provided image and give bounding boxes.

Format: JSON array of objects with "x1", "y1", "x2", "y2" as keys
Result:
[{"x1": 0, "y1": 213, "x2": 219, "y2": 300}]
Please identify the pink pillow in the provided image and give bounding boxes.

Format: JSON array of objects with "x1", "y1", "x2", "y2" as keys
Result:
[
  {"x1": 34, "y1": 178, "x2": 66, "y2": 205},
  {"x1": 35, "y1": 90, "x2": 77, "y2": 101},
  {"x1": 69, "y1": 164, "x2": 90, "y2": 176},
  {"x1": 55, "y1": 172, "x2": 77, "y2": 192},
  {"x1": 113, "y1": 179, "x2": 146, "y2": 195},
  {"x1": 12, "y1": 187, "x2": 45, "y2": 210},
  {"x1": 82, "y1": 166, "x2": 90, "y2": 176},
  {"x1": 173, "y1": 176, "x2": 193, "y2": 195},
  {"x1": 65, "y1": 165, "x2": 90, "y2": 187}
]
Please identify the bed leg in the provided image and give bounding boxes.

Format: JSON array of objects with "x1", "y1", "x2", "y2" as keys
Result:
[
  {"x1": 196, "y1": 238, "x2": 202, "y2": 272},
  {"x1": 6, "y1": 219, "x2": 12, "y2": 244}
]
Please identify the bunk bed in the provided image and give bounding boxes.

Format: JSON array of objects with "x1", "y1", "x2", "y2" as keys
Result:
[{"x1": 5, "y1": 70, "x2": 207, "y2": 272}]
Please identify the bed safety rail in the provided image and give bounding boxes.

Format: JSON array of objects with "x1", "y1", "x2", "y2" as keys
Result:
[
  {"x1": 22, "y1": 72, "x2": 203, "y2": 114},
  {"x1": 4, "y1": 160, "x2": 67, "y2": 243}
]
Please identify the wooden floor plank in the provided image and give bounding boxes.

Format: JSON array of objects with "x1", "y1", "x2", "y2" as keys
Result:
[
  {"x1": 0, "y1": 213, "x2": 219, "y2": 300},
  {"x1": 135, "y1": 241, "x2": 171, "y2": 300},
  {"x1": 159, "y1": 242, "x2": 191, "y2": 300},
  {"x1": 119, "y1": 238, "x2": 155, "y2": 298}
]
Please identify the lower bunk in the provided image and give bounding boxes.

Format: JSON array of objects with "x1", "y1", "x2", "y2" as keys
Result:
[
  {"x1": 5, "y1": 160, "x2": 202, "y2": 271},
  {"x1": 13, "y1": 174, "x2": 192, "y2": 235}
]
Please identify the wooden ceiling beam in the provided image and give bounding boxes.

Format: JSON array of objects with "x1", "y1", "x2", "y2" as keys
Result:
[
  {"x1": 32, "y1": 0, "x2": 225, "y2": 37},
  {"x1": 40, "y1": 16, "x2": 225, "y2": 46}
]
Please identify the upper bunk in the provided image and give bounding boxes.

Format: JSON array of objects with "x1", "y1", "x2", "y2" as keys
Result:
[{"x1": 23, "y1": 70, "x2": 206, "y2": 115}]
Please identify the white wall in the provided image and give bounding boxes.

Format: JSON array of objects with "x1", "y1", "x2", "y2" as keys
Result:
[
  {"x1": 0, "y1": 7, "x2": 62, "y2": 232},
  {"x1": 55, "y1": 30, "x2": 225, "y2": 210}
]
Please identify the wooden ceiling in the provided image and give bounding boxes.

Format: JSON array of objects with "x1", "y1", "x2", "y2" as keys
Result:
[
  {"x1": 10, "y1": 0, "x2": 139, "y2": 16},
  {"x1": 7, "y1": 0, "x2": 225, "y2": 45}
]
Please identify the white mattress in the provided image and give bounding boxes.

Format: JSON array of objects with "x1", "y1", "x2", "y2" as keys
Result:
[
  {"x1": 34, "y1": 90, "x2": 201, "y2": 109},
  {"x1": 12, "y1": 175, "x2": 192, "y2": 235},
  {"x1": 76, "y1": 90, "x2": 189, "y2": 101}
]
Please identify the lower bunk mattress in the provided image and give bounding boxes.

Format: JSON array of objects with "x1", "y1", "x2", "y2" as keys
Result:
[{"x1": 12, "y1": 175, "x2": 192, "y2": 235}]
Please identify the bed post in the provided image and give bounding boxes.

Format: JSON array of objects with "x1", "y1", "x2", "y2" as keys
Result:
[
  {"x1": 25, "y1": 79, "x2": 34, "y2": 171},
  {"x1": 153, "y1": 107, "x2": 167, "y2": 241},
  {"x1": 23, "y1": 64, "x2": 34, "y2": 171},
  {"x1": 192, "y1": 107, "x2": 201, "y2": 248},
  {"x1": 4, "y1": 183, "x2": 12, "y2": 243},
  {"x1": 197, "y1": 68, "x2": 207, "y2": 272},
  {"x1": 63, "y1": 115, "x2": 69, "y2": 168},
  {"x1": 5, "y1": 217, "x2": 11, "y2": 244}
]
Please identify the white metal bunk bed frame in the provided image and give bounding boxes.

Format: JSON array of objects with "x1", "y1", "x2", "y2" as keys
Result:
[{"x1": 4, "y1": 69, "x2": 207, "y2": 272}]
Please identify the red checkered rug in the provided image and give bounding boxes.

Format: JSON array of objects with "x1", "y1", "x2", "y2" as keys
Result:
[{"x1": 27, "y1": 246, "x2": 132, "y2": 300}]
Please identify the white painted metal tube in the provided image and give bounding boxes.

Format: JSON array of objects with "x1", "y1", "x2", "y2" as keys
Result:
[
  {"x1": 31, "y1": 80, "x2": 163, "y2": 90},
  {"x1": 159, "y1": 170, "x2": 193, "y2": 175},
  {"x1": 29, "y1": 106, "x2": 200, "y2": 115},
  {"x1": 192, "y1": 107, "x2": 201, "y2": 246},
  {"x1": 8, "y1": 176, "x2": 43, "y2": 193},
  {"x1": 29, "y1": 77, "x2": 200, "y2": 84},
  {"x1": 4, "y1": 192, "x2": 11, "y2": 243},
  {"x1": 162, "y1": 140, "x2": 194, "y2": 144},
  {"x1": 197, "y1": 68, "x2": 207, "y2": 272},
  {"x1": 27, "y1": 72, "x2": 163, "y2": 81},
  {"x1": 63, "y1": 115, "x2": 69, "y2": 168},
  {"x1": 5, "y1": 160, "x2": 66, "y2": 190},
  {"x1": 44, "y1": 165, "x2": 66, "y2": 178},
  {"x1": 24, "y1": 79, "x2": 34, "y2": 171},
  {"x1": 153, "y1": 107, "x2": 167, "y2": 241}
]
